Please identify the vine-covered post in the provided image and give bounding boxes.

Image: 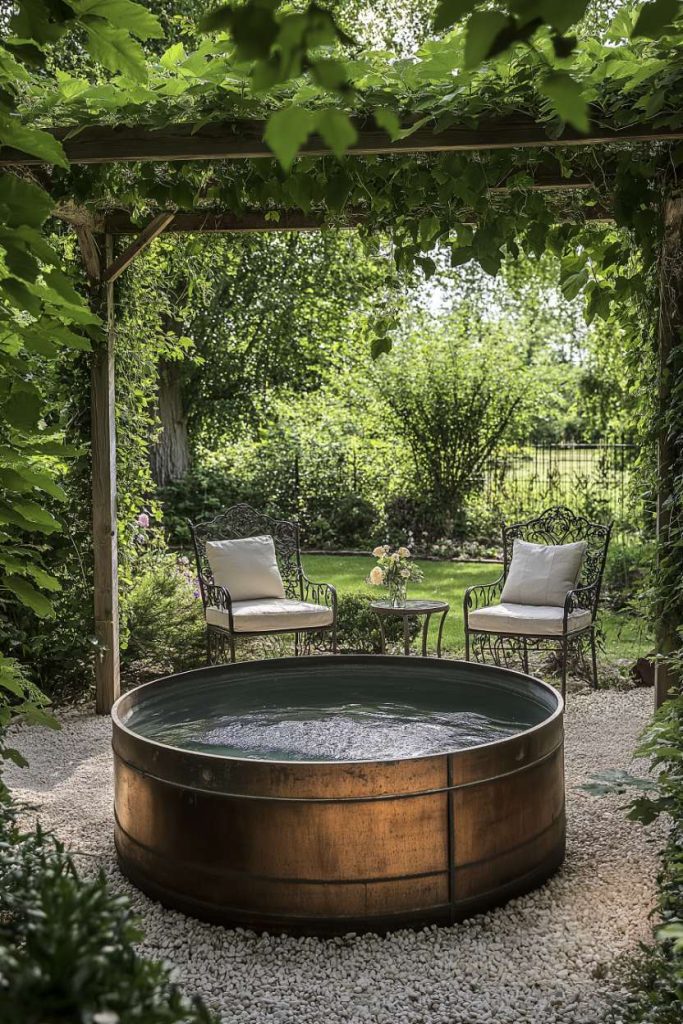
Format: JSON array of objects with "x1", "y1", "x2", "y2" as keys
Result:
[
  {"x1": 79, "y1": 231, "x2": 120, "y2": 714},
  {"x1": 655, "y1": 195, "x2": 683, "y2": 707}
]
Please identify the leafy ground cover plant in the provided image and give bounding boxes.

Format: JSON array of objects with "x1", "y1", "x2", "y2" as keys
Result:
[
  {"x1": 0, "y1": 794, "x2": 217, "y2": 1024},
  {"x1": 589, "y1": 679, "x2": 683, "y2": 1023}
]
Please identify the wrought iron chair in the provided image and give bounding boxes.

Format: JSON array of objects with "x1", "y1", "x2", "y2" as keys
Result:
[
  {"x1": 190, "y1": 504, "x2": 337, "y2": 663},
  {"x1": 463, "y1": 506, "x2": 612, "y2": 696}
]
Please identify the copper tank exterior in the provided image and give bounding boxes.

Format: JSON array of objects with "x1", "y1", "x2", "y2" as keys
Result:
[{"x1": 112, "y1": 656, "x2": 565, "y2": 935}]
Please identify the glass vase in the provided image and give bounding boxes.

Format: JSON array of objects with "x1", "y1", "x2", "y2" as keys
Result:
[{"x1": 389, "y1": 579, "x2": 407, "y2": 608}]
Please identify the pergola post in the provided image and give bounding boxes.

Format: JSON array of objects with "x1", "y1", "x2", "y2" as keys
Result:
[
  {"x1": 89, "y1": 232, "x2": 120, "y2": 714},
  {"x1": 655, "y1": 194, "x2": 683, "y2": 707}
]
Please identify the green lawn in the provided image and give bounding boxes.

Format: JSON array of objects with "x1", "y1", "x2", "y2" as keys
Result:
[{"x1": 302, "y1": 554, "x2": 648, "y2": 662}]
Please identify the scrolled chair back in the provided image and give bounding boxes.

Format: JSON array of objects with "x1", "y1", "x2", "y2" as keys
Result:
[
  {"x1": 502, "y1": 505, "x2": 612, "y2": 594},
  {"x1": 190, "y1": 504, "x2": 301, "y2": 601}
]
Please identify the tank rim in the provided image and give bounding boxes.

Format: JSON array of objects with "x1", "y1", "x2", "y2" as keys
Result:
[{"x1": 110, "y1": 654, "x2": 564, "y2": 768}]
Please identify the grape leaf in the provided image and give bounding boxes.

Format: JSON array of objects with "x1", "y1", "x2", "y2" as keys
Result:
[
  {"x1": 264, "y1": 106, "x2": 316, "y2": 170},
  {"x1": 316, "y1": 109, "x2": 358, "y2": 159},
  {"x1": 82, "y1": 19, "x2": 148, "y2": 81},
  {"x1": 632, "y1": 0, "x2": 680, "y2": 39},
  {"x1": 539, "y1": 71, "x2": 590, "y2": 132}
]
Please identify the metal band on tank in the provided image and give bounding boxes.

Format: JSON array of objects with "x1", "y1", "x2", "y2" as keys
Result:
[{"x1": 113, "y1": 736, "x2": 563, "y2": 803}]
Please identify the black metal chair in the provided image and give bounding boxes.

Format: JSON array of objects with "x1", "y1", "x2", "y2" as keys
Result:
[
  {"x1": 190, "y1": 504, "x2": 337, "y2": 663},
  {"x1": 463, "y1": 506, "x2": 612, "y2": 696}
]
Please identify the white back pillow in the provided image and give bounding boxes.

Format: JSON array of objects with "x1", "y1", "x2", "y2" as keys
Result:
[
  {"x1": 500, "y1": 538, "x2": 587, "y2": 608},
  {"x1": 206, "y1": 535, "x2": 286, "y2": 602}
]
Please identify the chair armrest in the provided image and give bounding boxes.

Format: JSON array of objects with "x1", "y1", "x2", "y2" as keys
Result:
[
  {"x1": 563, "y1": 580, "x2": 600, "y2": 628},
  {"x1": 463, "y1": 574, "x2": 505, "y2": 626},
  {"x1": 299, "y1": 571, "x2": 337, "y2": 613},
  {"x1": 201, "y1": 577, "x2": 232, "y2": 612}
]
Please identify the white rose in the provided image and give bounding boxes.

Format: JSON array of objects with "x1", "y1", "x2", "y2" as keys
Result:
[
  {"x1": 372, "y1": 545, "x2": 385, "y2": 557},
  {"x1": 397, "y1": 546, "x2": 411, "y2": 558},
  {"x1": 400, "y1": 568, "x2": 410, "y2": 578},
  {"x1": 369, "y1": 566, "x2": 384, "y2": 585}
]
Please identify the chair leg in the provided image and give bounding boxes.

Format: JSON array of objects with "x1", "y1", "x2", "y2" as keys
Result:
[
  {"x1": 465, "y1": 630, "x2": 471, "y2": 662},
  {"x1": 590, "y1": 627, "x2": 599, "y2": 690},
  {"x1": 206, "y1": 628, "x2": 212, "y2": 666},
  {"x1": 294, "y1": 631, "x2": 300, "y2": 658},
  {"x1": 332, "y1": 623, "x2": 338, "y2": 655},
  {"x1": 229, "y1": 637, "x2": 236, "y2": 664},
  {"x1": 522, "y1": 637, "x2": 529, "y2": 675},
  {"x1": 560, "y1": 637, "x2": 568, "y2": 700}
]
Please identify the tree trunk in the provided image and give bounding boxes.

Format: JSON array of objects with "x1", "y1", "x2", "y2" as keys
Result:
[
  {"x1": 150, "y1": 359, "x2": 190, "y2": 487},
  {"x1": 655, "y1": 194, "x2": 683, "y2": 707}
]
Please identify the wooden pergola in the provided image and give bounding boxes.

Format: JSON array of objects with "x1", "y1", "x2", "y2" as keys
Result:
[{"x1": 6, "y1": 113, "x2": 680, "y2": 712}]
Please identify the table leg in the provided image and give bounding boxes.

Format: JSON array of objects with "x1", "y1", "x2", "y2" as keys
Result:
[
  {"x1": 436, "y1": 609, "x2": 448, "y2": 659},
  {"x1": 421, "y1": 613, "x2": 432, "y2": 657},
  {"x1": 378, "y1": 615, "x2": 387, "y2": 655},
  {"x1": 403, "y1": 615, "x2": 411, "y2": 656}
]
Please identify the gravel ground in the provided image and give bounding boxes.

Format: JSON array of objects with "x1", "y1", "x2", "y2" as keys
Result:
[{"x1": 7, "y1": 688, "x2": 662, "y2": 1024}]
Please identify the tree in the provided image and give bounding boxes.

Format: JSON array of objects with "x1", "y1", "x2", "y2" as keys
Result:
[{"x1": 379, "y1": 321, "x2": 532, "y2": 534}]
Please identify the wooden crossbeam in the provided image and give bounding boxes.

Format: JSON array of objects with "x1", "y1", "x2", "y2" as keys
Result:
[
  {"x1": 102, "y1": 211, "x2": 175, "y2": 281},
  {"x1": 0, "y1": 116, "x2": 680, "y2": 166},
  {"x1": 103, "y1": 202, "x2": 613, "y2": 235}
]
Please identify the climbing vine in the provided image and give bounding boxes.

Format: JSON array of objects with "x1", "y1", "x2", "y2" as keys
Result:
[{"x1": 1, "y1": 0, "x2": 682, "y2": 716}]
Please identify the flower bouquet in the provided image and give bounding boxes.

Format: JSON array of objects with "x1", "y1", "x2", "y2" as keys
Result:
[{"x1": 367, "y1": 545, "x2": 424, "y2": 607}]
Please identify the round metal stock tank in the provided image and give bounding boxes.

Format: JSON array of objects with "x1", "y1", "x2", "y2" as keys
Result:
[{"x1": 112, "y1": 656, "x2": 565, "y2": 935}]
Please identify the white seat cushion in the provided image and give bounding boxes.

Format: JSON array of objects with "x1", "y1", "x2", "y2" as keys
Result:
[
  {"x1": 500, "y1": 538, "x2": 587, "y2": 607},
  {"x1": 206, "y1": 535, "x2": 285, "y2": 602},
  {"x1": 468, "y1": 602, "x2": 591, "y2": 636},
  {"x1": 206, "y1": 598, "x2": 333, "y2": 634}
]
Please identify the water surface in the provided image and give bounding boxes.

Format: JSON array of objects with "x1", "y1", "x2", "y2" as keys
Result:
[{"x1": 124, "y1": 659, "x2": 554, "y2": 762}]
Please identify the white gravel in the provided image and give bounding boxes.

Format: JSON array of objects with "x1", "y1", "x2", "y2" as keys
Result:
[{"x1": 7, "y1": 688, "x2": 662, "y2": 1024}]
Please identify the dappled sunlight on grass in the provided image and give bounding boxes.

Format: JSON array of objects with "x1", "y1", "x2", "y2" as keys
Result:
[{"x1": 302, "y1": 554, "x2": 649, "y2": 661}]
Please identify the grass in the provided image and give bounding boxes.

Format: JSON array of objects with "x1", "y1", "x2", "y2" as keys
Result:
[{"x1": 302, "y1": 554, "x2": 649, "y2": 662}]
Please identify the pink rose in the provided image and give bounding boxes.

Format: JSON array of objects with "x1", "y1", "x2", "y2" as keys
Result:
[{"x1": 137, "y1": 513, "x2": 150, "y2": 528}]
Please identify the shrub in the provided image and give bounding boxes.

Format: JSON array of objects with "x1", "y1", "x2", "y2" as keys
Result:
[
  {"x1": 602, "y1": 540, "x2": 654, "y2": 612},
  {"x1": 617, "y1": 686, "x2": 683, "y2": 1023},
  {"x1": 336, "y1": 592, "x2": 420, "y2": 653},
  {"x1": 120, "y1": 550, "x2": 205, "y2": 683},
  {"x1": 304, "y1": 493, "x2": 378, "y2": 549},
  {"x1": 0, "y1": 796, "x2": 216, "y2": 1024}
]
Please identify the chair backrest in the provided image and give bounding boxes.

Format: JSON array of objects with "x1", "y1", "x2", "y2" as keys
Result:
[
  {"x1": 190, "y1": 504, "x2": 302, "y2": 603},
  {"x1": 502, "y1": 505, "x2": 612, "y2": 613}
]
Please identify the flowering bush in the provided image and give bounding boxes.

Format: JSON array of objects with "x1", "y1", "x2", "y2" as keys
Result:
[{"x1": 367, "y1": 545, "x2": 424, "y2": 605}]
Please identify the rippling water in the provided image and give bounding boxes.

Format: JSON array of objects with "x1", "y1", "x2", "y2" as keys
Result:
[{"x1": 137, "y1": 702, "x2": 523, "y2": 761}]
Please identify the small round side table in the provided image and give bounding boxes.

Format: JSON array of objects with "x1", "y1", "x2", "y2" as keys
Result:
[{"x1": 370, "y1": 599, "x2": 450, "y2": 658}]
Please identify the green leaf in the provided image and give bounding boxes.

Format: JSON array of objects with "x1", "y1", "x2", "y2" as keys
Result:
[
  {"x1": 310, "y1": 58, "x2": 348, "y2": 92},
  {"x1": 434, "y1": 0, "x2": 477, "y2": 31},
  {"x1": 5, "y1": 500, "x2": 60, "y2": 534},
  {"x1": 315, "y1": 109, "x2": 358, "y2": 159},
  {"x1": 539, "y1": 71, "x2": 589, "y2": 133},
  {"x1": 632, "y1": 0, "x2": 680, "y2": 38},
  {"x1": 9, "y1": 0, "x2": 72, "y2": 46},
  {"x1": 0, "y1": 117, "x2": 68, "y2": 168},
  {"x1": 1, "y1": 575, "x2": 54, "y2": 617},
  {"x1": 0, "y1": 174, "x2": 54, "y2": 228},
  {"x1": 450, "y1": 245, "x2": 474, "y2": 267},
  {"x1": 2, "y1": 388, "x2": 42, "y2": 432},
  {"x1": 464, "y1": 11, "x2": 511, "y2": 68},
  {"x1": 83, "y1": 19, "x2": 148, "y2": 81},
  {"x1": 371, "y1": 335, "x2": 392, "y2": 359},
  {"x1": 1, "y1": 747, "x2": 28, "y2": 767},
  {"x1": 73, "y1": 0, "x2": 163, "y2": 40},
  {"x1": 374, "y1": 107, "x2": 401, "y2": 141},
  {"x1": 264, "y1": 106, "x2": 316, "y2": 171},
  {"x1": 538, "y1": 0, "x2": 591, "y2": 34},
  {"x1": 200, "y1": 1, "x2": 280, "y2": 59}
]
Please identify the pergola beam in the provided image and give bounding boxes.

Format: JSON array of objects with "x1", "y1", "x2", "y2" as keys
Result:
[
  {"x1": 103, "y1": 203, "x2": 613, "y2": 235},
  {"x1": 102, "y1": 211, "x2": 175, "y2": 282},
  {"x1": 1, "y1": 117, "x2": 681, "y2": 166}
]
